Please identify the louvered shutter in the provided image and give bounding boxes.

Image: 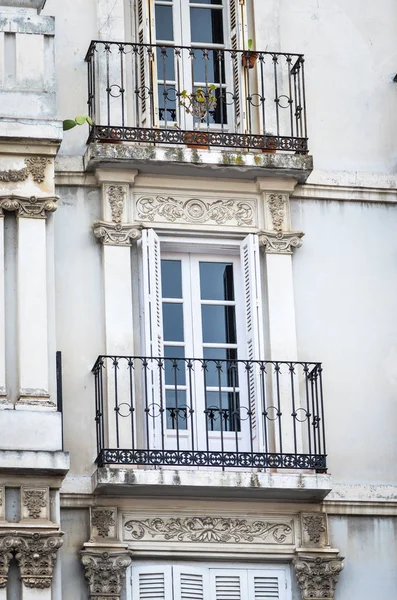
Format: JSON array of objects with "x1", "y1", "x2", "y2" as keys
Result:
[
  {"x1": 141, "y1": 228, "x2": 165, "y2": 449},
  {"x1": 210, "y1": 569, "x2": 247, "y2": 600},
  {"x1": 248, "y1": 569, "x2": 287, "y2": 600},
  {"x1": 229, "y1": 0, "x2": 247, "y2": 133},
  {"x1": 173, "y1": 565, "x2": 210, "y2": 600},
  {"x1": 131, "y1": 565, "x2": 173, "y2": 600},
  {"x1": 240, "y1": 234, "x2": 265, "y2": 450},
  {"x1": 134, "y1": 0, "x2": 156, "y2": 127}
]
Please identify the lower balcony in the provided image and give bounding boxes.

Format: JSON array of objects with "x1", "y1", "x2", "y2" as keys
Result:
[{"x1": 92, "y1": 356, "x2": 327, "y2": 478}]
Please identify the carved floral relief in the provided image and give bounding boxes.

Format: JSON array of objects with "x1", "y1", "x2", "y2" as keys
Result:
[
  {"x1": 22, "y1": 488, "x2": 48, "y2": 520},
  {"x1": 107, "y1": 186, "x2": 126, "y2": 224},
  {"x1": 267, "y1": 193, "x2": 287, "y2": 231},
  {"x1": 0, "y1": 157, "x2": 51, "y2": 184},
  {"x1": 91, "y1": 508, "x2": 117, "y2": 539},
  {"x1": 301, "y1": 513, "x2": 327, "y2": 547},
  {"x1": 124, "y1": 516, "x2": 294, "y2": 544}
]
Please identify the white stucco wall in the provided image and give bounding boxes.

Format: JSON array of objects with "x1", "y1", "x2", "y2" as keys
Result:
[{"x1": 291, "y1": 198, "x2": 397, "y2": 484}]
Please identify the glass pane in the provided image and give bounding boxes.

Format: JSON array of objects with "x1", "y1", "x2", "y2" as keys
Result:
[
  {"x1": 158, "y1": 84, "x2": 177, "y2": 121},
  {"x1": 200, "y1": 262, "x2": 234, "y2": 300},
  {"x1": 201, "y1": 305, "x2": 236, "y2": 343},
  {"x1": 156, "y1": 47, "x2": 175, "y2": 81},
  {"x1": 190, "y1": 7, "x2": 224, "y2": 44},
  {"x1": 163, "y1": 303, "x2": 184, "y2": 342},
  {"x1": 205, "y1": 391, "x2": 240, "y2": 432},
  {"x1": 164, "y1": 345, "x2": 186, "y2": 386},
  {"x1": 161, "y1": 260, "x2": 182, "y2": 298},
  {"x1": 155, "y1": 5, "x2": 174, "y2": 41},
  {"x1": 203, "y1": 347, "x2": 238, "y2": 387},
  {"x1": 166, "y1": 389, "x2": 188, "y2": 430},
  {"x1": 191, "y1": 49, "x2": 225, "y2": 85},
  {"x1": 191, "y1": 0, "x2": 222, "y2": 4}
]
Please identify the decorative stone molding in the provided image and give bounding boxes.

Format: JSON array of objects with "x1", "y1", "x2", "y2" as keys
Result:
[
  {"x1": 0, "y1": 195, "x2": 58, "y2": 218},
  {"x1": 91, "y1": 507, "x2": 117, "y2": 540},
  {"x1": 107, "y1": 186, "x2": 127, "y2": 224},
  {"x1": 136, "y1": 195, "x2": 256, "y2": 227},
  {"x1": 93, "y1": 221, "x2": 142, "y2": 246},
  {"x1": 259, "y1": 230, "x2": 304, "y2": 254},
  {"x1": 293, "y1": 552, "x2": 344, "y2": 600},
  {"x1": 22, "y1": 487, "x2": 49, "y2": 520},
  {"x1": 0, "y1": 157, "x2": 51, "y2": 184},
  {"x1": 124, "y1": 516, "x2": 294, "y2": 544},
  {"x1": 267, "y1": 193, "x2": 287, "y2": 231},
  {"x1": 0, "y1": 530, "x2": 63, "y2": 590},
  {"x1": 81, "y1": 547, "x2": 132, "y2": 600},
  {"x1": 301, "y1": 513, "x2": 328, "y2": 548}
]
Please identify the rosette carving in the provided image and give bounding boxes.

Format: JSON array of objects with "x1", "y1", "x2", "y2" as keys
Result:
[
  {"x1": 124, "y1": 516, "x2": 293, "y2": 544},
  {"x1": 81, "y1": 549, "x2": 132, "y2": 600},
  {"x1": 293, "y1": 553, "x2": 344, "y2": 599}
]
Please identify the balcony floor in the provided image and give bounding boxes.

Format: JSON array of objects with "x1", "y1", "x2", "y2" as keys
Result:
[
  {"x1": 84, "y1": 142, "x2": 313, "y2": 183},
  {"x1": 93, "y1": 467, "x2": 332, "y2": 501}
]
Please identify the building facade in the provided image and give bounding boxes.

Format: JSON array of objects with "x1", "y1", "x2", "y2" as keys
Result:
[{"x1": 0, "y1": 0, "x2": 396, "y2": 598}]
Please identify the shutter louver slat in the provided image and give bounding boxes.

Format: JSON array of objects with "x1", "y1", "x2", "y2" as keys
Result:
[
  {"x1": 215, "y1": 575, "x2": 242, "y2": 599},
  {"x1": 139, "y1": 572, "x2": 166, "y2": 599},
  {"x1": 180, "y1": 573, "x2": 204, "y2": 599},
  {"x1": 253, "y1": 576, "x2": 280, "y2": 599}
]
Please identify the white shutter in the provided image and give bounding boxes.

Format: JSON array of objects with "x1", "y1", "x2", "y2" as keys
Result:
[
  {"x1": 173, "y1": 565, "x2": 210, "y2": 600},
  {"x1": 229, "y1": 0, "x2": 247, "y2": 133},
  {"x1": 141, "y1": 228, "x2": 165, "y2": 449},
  {"x1": 210, "y1": 569, "x2": 247, "y2": 600},
  {"x1": 248, "y1": 569, "x2": 287, "y2": 600},
  {"x1": 134, "y1": 0, "x2": 157, "y2": 127},
  {"x1": 240, "y1": 234, "x2": 265, "y2": 448},
  {"x1": 131, "y1": 565, "x2": 173, "y2": 600}
]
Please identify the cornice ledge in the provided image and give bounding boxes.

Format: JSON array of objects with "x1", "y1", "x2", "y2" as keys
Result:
[
  {"x1": 293, "y1": 549, "x2": 344, "y2": 600},
  {"x1": 259, "y1": 230, "x2": 304, "y2": 254},
  {"x1": 93, "y1": 221, "x2": 142, "y2": 246},
  {"x1": 0, "y1": 195, "x2": 58, "y2": 218}
]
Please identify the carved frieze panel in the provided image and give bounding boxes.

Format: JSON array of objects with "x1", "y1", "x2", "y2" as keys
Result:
[
  {"x1": 123, "y1": 515, "x2": 294, "y2": 545},
  {"x1": 91, "y1": 507, "x2": 118, "y2": 541},
  {"x1": 21, "y1": 487, "x2": 49, "y2": 521},
  {"x1": 301, "y1": 512, "x2": 328, "y2": 548},
  {"x1": 135, "y1": 195, "x2": 257, "y2": 228}
]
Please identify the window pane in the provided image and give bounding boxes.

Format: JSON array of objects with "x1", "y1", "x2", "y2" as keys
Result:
[
  {"x1": 163, "y1": 303, "x2": 184, "y2": 341},
  {"x1": 201, "y1": 305, "x2": 236, "y2": 343},
  {"x1": 155, "y1": 5, "x2": 174, "y2": 41},
  {"x1": 203, "y1": 347, "x2": 238, "y2": 387},
  {"x1": 191, "y1": 49, "x2": 225, "y2": 85},
  {"x1": 156, "y1": 47, "x2": 175, "y2": 81},
  {"x1": 164, "y1": 345, "x2": 186, "y2": 386},
  {"x1": 190, "y1": 7, "x2": 224, "y2": 44},
  {"x1": 200, "y1": 262, "x2": 234, "y2": 300},
  {"x1": 161, "y1": 260, "x2": 182, "y2": 298},
  {"x1": 205, "y1": 391, "x2": 240, "y2": 432},
  {"x1": 191, "y1": 0, "x2": 222, "y2": 5},
  {"x1": 166, "y1": 389, "x2": 188, "y2": 430}
]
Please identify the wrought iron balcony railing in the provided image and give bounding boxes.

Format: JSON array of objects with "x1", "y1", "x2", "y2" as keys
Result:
[
  {"x1": 92, "y1": 356, "x2": 326, "y2": 471},
  {"x1": 85, "y1": 41, "x2": 308, "y2": 152}
]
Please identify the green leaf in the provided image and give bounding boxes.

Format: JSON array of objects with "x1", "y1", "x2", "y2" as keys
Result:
[
  {"x1": 63, "y1": 119, "x2": 77, "y2": 131},
  {"x1": 75, "y1": 115, "x2": 87, "y2": 125},
  {"x1": 86, "y1": 116, "x2": 93, "y2": 126}
]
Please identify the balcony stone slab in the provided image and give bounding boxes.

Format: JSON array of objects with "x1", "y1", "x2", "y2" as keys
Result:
[
  {"x1": 84, "y1": 143, "x2": 313, "y2": 184},
  {"x1": 93, "y1": 468, "x2": 332, "y2": 502},
  {"x1": 0, "y1": 450, "x2": 69, "y2": 476}
]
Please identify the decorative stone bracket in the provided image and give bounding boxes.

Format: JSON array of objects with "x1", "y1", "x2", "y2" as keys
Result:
[
  {"x1": 293, "y1": 551, "x2": 344, "y2": 600},
  {"x1": 81, "y1": 546, "x2": 132, "y2": 600},
  {"x1": 0, "y1": 530, "x2": 63, "y2": 589}
]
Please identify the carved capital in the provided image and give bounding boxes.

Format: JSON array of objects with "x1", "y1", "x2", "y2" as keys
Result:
[
  {"x1": 0, "y1": 530, "x2": 63, "y2": 589},
  {"x1": 259, "y1": 230, "x2": 304, "y2": 254},
  {"x1": 0, "y1": 195, "x2": 58, "y2": 218},
  {"x1": 93, "y1": 221, "x2": 142, "y2": 246},
  {"x1": 81, "y1": 548, "x2": 132, "y2": 600},
  {"x1": 293, "y1": 552, "x2": 344, "y2": 600}
]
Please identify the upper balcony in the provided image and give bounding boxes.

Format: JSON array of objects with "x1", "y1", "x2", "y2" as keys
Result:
[{"x1": 84, "y1": 41, "x2": 313, "y2": 181}]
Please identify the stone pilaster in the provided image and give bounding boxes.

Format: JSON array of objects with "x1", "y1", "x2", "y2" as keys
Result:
[
  {"x1": 81, "y1": 546, "x2": 132, "y2": 600},
  {"x1": 293, "y1": 551, "x2": 344, "y2": 600}
]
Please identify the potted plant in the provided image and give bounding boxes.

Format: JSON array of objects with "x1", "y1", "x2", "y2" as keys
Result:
[
  {"x1": 262, "y1": 131, "x2": 278, "y2": 153},
  {"x1": 179, "y1": 85, "x2": 217, "y2": 149},
  {"x1": 242, "y1": 39, "x2": 259, "y2": 69}
]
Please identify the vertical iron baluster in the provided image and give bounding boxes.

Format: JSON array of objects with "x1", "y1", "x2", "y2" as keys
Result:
[
  {"x1": 318, "y1": 364, "x2": 326, "y2": 460},
  {"x1": 232, "y1": 361, "x2": 239, "y2": 457},
  {"x1": 189, "y1": 48, "x2": 196, "y2": 137},
  {"x1": 148, "y1": 45, "x2": 155, "y2": 128},
  {"x1": 162, "y1": 46, "x2": 168, "y2": 129},
  {"x1": 309, "y1": 368, "x2": 317, "y2": 456},
  {"x1": 142, "y1": 358, "x2": 150, "y2": 454},
  {"x1": 134, "y1": 45, "x2": 140, "y2": 128},
  {"x1": 232, "y1": 50, "x2": 239, "y2": 135},
  {"x1": 260, "y1": 362, "x2": 268, "y2": 454},
  {"x1": 245, "y1": 362, "x2": 254, "y2": 455},
  {"x1": 203, "y1": 361, "x2": 210, "y2": 454},
  {"x1": 303, "y1": 363, "x2": 312, "y2": 456},
  {"x1": 175, "y1": 47, "x2": 182, "y2": 129},
  {"x1": 94, "y1": 363, "x2": 100, "y2": 457},
  {"x1": 187, "y1": 359, "x2": 195, "y2": 455},
  {"x1": 300, "y1": 58, "x2": 308, "y2": 143},
  {"x1": 216, "y1": 360, "x2": 225, "y2": 469},
  {"x1": 158, "y1": 357, "x2": 165, "y2": 452},
  {"x1": 314, "y1": 366, "x2": 321, "y2": 456},
  {"x1": 290, "y1": 362, "x2": 297, "y2": 455},
  {"x1": 203, "y1": 49, "x2": 210, "y2": 135},
  {"x1": 273, "y1": 54, "x2": 280, "y2": 138},
  {"x1": 113, "y1": 357, "x2": 120, "y2": 448},
  {"x1": 173, "y1": 358, "x2": 180, "y2": 454},
  {"x1": 99, "y1": 359, "x2": 105, "y2": 455},
  {"x1": 92, "y1": 44, "x2": 97, "y2": 131},
  {"x1": 105, "y1": 43, "x2": 111, "y2": 136},
  {"x1": 259, "y1": 53, "x2": 266, "y2": 137},
  {"x1": 275, "y1": 362, "x2": 283, "y2": 455},
  {"x1": 128, "y1": 358, "x2": 135, "y2": 450},
  {"x1": 217, "y1": 49, "x2": 225, "y2": 131},
  {"x1": 245, "y1": 53, "x2": 253, "y2": 136},
  {"x1": 292, "y1": 64, "x2": 299, "y2": 139},
  {"x1": 119, "y1": 44, "x2": 125, "y2": 134},
  {"x1": 296, "y1": 60, "x2": 303, "y2": 138},
  {"x1": 287, "y1": 55, "x2": 294, "y2": 139}
]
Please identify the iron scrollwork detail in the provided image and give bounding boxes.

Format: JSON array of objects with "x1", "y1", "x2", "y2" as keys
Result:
[{"x1": 124, "y1": 516, "x2": 293, "y2": 544}]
